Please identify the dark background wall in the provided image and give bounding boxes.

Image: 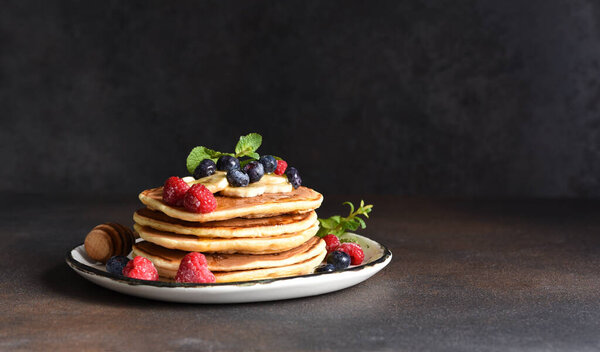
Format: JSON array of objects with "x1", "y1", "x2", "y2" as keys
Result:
[{"x1": 2, "y1": 1, "x2": 599, "y2": 197}]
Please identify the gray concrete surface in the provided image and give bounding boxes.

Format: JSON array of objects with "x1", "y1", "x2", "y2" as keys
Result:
[{"x1": 1, "y1": 193, "x2": 599, "y2": 351}]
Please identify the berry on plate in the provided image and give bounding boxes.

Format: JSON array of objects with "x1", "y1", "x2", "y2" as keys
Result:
[
  {"x1": 106, "y1": 256, "x2": 129, "y2": 276},
  {"x1": 226, "y1": 169, "x2": 250, "y2": 187},
  {"x1": 326, "y1": 251, "x2": 351, "y2": 270},
  {"x1": 315, "y1": 264, "x2": 336, "y2": 273},
  {"x1": 285, "y1": 167, "x2": 302, "y2": 189},
  {"x1": 274, "y1": 159, "x2": 287, "y2": 175},
  {"x1": 337, "y1": 242, "x2": 365, "y2": 265},
  {"x1": 259, "y1": 155, "x2": 277, "y2": 174},
  {"x1": 122, "y1": 256, "x2": 159, "y2": 281},
  {"x1": 183, "y1": 184, "x2": 217, "y2": 213},
  {"x1": 243, "y1": 161, "x2": 265, "y2": 183},
  {"x1": 175, "y1": 252, "x2": 216, "y2": 283},
  {"x1": 194, "y1": 159, "x2": 217, "y2": 179},
  {"x1": 162, "y1": 176, "x2": 190, "y2": 206},
  {"x1": 323, "y1": 234, "x2": 341, "y2": 254},
  {"x1": 216, "y1": 155, "x2": 240, "y2": 172}
]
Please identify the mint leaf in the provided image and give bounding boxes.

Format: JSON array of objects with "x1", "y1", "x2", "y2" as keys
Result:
[
  {"x1": 235, "y1": 133, "x2": 262, "y2": 157},
  {"x1": 343, "y1": 201, "x2": 355, "y2": 214},
  {"x1": 317, "y1": 201, "x2": 373, "y2": 238},
  {"x1": 186, "y1": 133, "x2": 263, "y2": 175},
  {"x1": 342, "y1": 219, "x2": 360, "y2": 231},
  {"x1": 316, "y1": 226, "x2": 330, "y2": 238},
  {"x1": 356, "y1": 217, "x2": 366, "y2": 229},
  {"x1": 205, "y1": 148, "x2": 233, "y2": 159},
  {"x1": 318, "y1": 216, "x2": 341, "y2": 229}
]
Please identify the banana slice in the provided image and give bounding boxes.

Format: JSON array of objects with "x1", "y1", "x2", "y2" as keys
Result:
[
  {"x1": 189, "y1": 171, "x2": 229, "y2": 193},
  {"x1": 186, "y1": 171, "x2": 291, "y2": 197},
  {"x1": 220, "y1": 183, "x2": 267, "y2": 197},
  {"x1": 220, "y1": 182, "x2": 293, "y2": 197},
  {"x1": 263, "y1": 182, "x2": 293, "y2": 194},
  {"x1": 220, "y1": 174, "x2": 293, "y2": 197},
  {"x1": 261, "y1": 174, "x2": 288, "y2": 184},
  {"x1": 181, "y1": 176, "x2": 195, "y2": 183}
]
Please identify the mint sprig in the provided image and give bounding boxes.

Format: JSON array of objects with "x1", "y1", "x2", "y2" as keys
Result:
[
  {"x1": 316, "y1": 200, "x2": 373, "y2": 237},
  {"x1": 186, "y1": 133, "x2": 263, "y2": 174},
  {"x1": 235, "y1": 133, "x2": 262, "y2": 159}
]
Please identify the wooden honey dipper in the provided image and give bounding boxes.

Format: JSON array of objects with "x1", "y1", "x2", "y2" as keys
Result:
[{"x1": 84, "y1": 223, "x2": 137, "y2": 263}]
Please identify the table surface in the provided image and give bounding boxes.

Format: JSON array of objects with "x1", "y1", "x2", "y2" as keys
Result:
[{"x1": 1, "y1": 193, "x2": 599, "y2": 351}]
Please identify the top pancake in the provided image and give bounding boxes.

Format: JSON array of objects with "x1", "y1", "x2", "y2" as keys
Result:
[{"x1": 139, "y1": 186, "x2": 323, "y2": 222}]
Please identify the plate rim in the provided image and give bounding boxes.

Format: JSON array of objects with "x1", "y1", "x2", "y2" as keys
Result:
[{"x1": 66, "y1": 234, "x2": 392, "y2": 289}]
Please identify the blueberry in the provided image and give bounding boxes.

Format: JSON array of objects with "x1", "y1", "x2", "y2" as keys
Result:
[
  {"x1": 106, "y1": 256, "x2": 130, "y2": 276},
  {"x1": 226, "y1": 169, "x2": 249, "y2": 187},
  {"x1": 326, "y1": 251, "x2": 351, "y2": 270},
  {"x1": 193, "y1": 159, "x2": 216, "y2": 179},
  {"x1": 285, "y1": 167, "x2": 302, "y2": 189},
  {"x1": 243, "y1": 161, "x2": 265, "y2": 183},
  {"x1": 315, "y1": 264, "x2": 336, "y2": 273},
  {"x1": 216, "y1": 155, "x2": 240, "y2": 172},
  {"x1": 259, "y1": 155, "x2": 277, "y2": 174}
]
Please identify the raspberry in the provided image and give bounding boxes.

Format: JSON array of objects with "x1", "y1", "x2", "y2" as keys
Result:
[
  {"x1": 183, "y1": 184, "x2": 217, "y2": 213},
  {"x1": 323, "y1": 234, "x2": 340, "y2": 254},
  {"x1": 122, "y1": 256, "x2": 159, "y2": 281},
  {"x1": 163, "y1": 176, "x2": 190, "y2": 207},
  {"x1": 337, "y1": 243, "x2": 365, "y2": 265},
  {"x1": 175, "y1": 252, "x2": 216, "y2": 283},
  {"x1": 274, "y1": 159, "x2": 287, "y2": 175}
]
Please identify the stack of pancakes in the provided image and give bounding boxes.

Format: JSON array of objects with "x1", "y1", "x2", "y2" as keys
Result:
[{"x1": 131, "y1": 183, "x2": 326, "y2": 283}]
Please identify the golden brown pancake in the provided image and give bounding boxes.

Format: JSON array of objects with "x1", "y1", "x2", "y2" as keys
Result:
[
  {"x1": 138, "y1": 186, "x2": 323, "y2": 222},
  {"x1": 133, "y1": 208, "x2": 318, "y2": 238},
  {"x1": 132, "y1": 236, "x2": 325, "y2": 272},
  {"x1": 133, "y1": 241, "x2": 327, "y2": 283},
  {"x1": 133, "y1": 221, "x2": 319, "y2": 254}
]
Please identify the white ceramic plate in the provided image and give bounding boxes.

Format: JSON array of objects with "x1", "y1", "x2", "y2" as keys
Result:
[{"x1": 65, "y1": 233, "x2": 392, "y2": 304}]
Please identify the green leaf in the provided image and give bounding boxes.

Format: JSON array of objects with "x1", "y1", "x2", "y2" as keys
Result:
[
  {"x1": 343, "y1": 219, "x2": 360, "y2": 231},
  {"x1": 343, "y1": 201, "x2": 354, "y2": 215},
  {"x1": 317, "y1": 200, "x2": 374, "y2": 236},
  {"x1": 235, "y1": 133, "x2": 262, "y2": 157},
  {"x1": 316, "y1": 227, "x2": 330, "y2": 238},
  {"x1": 318, "y1": 216, "x2": 341, "y2": 229},
  {"x1": 206, "y1": 148, "x2": 233, "y2": 159},
  {"x1": 356, "y1": 217, "x2": 367, "y2": 229},
  {"x1": 329, "y1": 215, "x2": 342, "y2": 223}
]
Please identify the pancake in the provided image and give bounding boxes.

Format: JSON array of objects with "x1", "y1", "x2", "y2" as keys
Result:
[
  {"x1": 211, "y1": 250, "x2": 325, "y2": 283},
  {"x1": 139, "y1": 186, "x2": 323, "y2": 222},
  {"x1": 132, "y1": 236, "x2": 325, "y2": 272},
  {"x1": 136, "y1": 244, "x2": 327, "y2": 283},
  {"x1": 134, "y1": 222, "x2": 319, "y2": 254},
  {"x1": 133, "y1": 208, "x2": 318, "y2": 238}
]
